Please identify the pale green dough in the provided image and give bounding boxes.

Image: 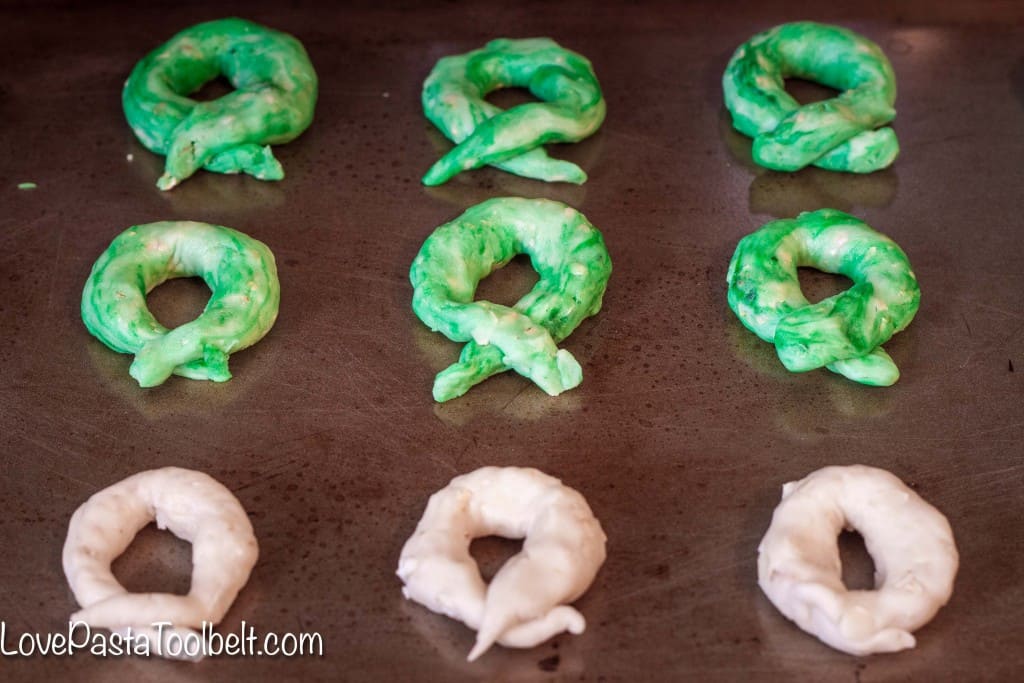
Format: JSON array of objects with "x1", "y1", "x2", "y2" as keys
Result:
[
  {"x1": 723, "y1": 22, "x2": 898, "y2": 173},
  {"x1": 726, "y1": 209, "x2": 919, "y2": 386},
  {"x1": 123, "y1": 17, "x2": 318, "y2": 190},
  {"x1": 410, "y1": 198, "x2": 612, "y2": 402},
  {"x1": 82, "y1": 221, "x2": 280, "y2": 387},
  {"x1": 421, "y1": 38, "x2": 605, "y2": 186}
]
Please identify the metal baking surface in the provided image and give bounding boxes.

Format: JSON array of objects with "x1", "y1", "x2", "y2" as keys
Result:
[{"x1": 2, "y1": 1, "x2": 1022, "y2": 680}]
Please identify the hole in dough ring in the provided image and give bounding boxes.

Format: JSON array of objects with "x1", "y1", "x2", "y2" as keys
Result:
[
  {"x1": 757, "y1": 465, "x2": 958, "y2": 655},
  {"x1": 396, "y1": 466, "x2": 607, "y2": 661},
  {"x1": 421, "y1": 37, "x2": 605, "y2": 186},
  {"x1": 726, "y1": 208, "x2": 919, "y2": 386},
  {"x1": 123, "y1": 18, "x2": 318, "y2": 191},
  {"x1": 410, "y1": 197, "x2": 612, "y2": 402},
  {"x1": 62, "y1": 467, "x2": 259, "y2": 661},
  {"x1": 722, "y1": 21, "x2": 899, "y2": 173},
  {"x1": 81, "y1": 221, "x2": 281, "y2": 388}
]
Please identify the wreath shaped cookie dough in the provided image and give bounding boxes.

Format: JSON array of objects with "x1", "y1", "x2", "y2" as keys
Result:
[
  {"x1": 421, "y1": 38, "x2": 605, "y2": 186},
  {"x1": 82, "y1": 221, "x2": 280, "y2": 387},
  {"x1": 397, "y1": 466, "x2": 607, "y2": 661},
  {"x1": 723, "y1": 22, "x2": 898, "y2": 173},
  {"x1": 63, "y1": 467, "x2": 259, "y2": 660},
  {"x1": 758, "y1": 465, "x2": 958, "y2": 655},
  {"x1": 123, "y1": 18, "x2": 318, "y2": 190},
  {"x1": 410, "y1": 197, "x2": 612, "y2": 402},
  {"x1": 726, "y1": 209, "x2": 919, "y2": 386}
]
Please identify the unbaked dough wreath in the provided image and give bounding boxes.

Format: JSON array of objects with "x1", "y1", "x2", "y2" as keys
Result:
[
  {"x1": 63, "y1": 467, "x2": 259, "y2": 661},
  {"x1": 723, "y1": 22, "x2": 899, "y2": 173},
  {"x1": 758, "y1": 465, "x2": 958, "y2": 655},
  {"x1": 410, "y1": 197, "x2": 612, "y2": 401},
  {"x1": 726, "y1": 209, "x2": 919, "y2": 386},
  {"x1": 81, "y1": 221, "x2": 280, "y2": 387},
  {"x1": 123, "y1": 18, "x2": 318, "y2": 190},
  {"x1": 421, "y1": 38, "x2": 605, "y2": 186},
  {"x1": 397, "y1": 467, "x2": 607, "y2": 661}
]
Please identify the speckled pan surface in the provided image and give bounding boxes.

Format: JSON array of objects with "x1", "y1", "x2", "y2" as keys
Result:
[{"x1": 1, "y1": 1, "x2": 1022, "y2": 681}]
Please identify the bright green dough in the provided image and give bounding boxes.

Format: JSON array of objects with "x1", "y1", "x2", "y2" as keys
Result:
[
  {"x1": 123, "y1": 18, "x2": 318, "y2": 191},
  {"x1": 82, "y1": 221, "x2": 280, "y2": 387},
  {"x1": 410, "y1": 197, "x2": 612, "y2": 402},
  {"x1": 421, "y1": 38, "x2": 606, "y2": 186},
  {"x1": 723, "y1": 22, "x2": 898, "y2": 173},
  {"x1": 726, "y1": 209, "x2": 919, "y2": 386}
]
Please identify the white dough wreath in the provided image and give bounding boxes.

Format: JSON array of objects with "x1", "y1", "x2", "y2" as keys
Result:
[
  {"x1": 397, "y1": 466, "x2": 607, "y2": 661},
  {"x1": 758, "y1": 465, "x2": 958, "y2": 655},
  {"x1": 62, "y1": 467, "x2": 259, "y2": 660}
]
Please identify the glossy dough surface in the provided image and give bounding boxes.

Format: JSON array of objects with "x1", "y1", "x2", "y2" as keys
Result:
[
  {"x1": 723, "y1": 21, "x2": 898, "y2": 173},
  {"x1": 62, "y1": 467, "x2": 259, "y2": 660},
  {"x1": 82, "y1": 221, "x2": 280, "y2": 387},
  {"x1": 758, "y1": 465, "x2": 958, "y2": 655},
  {"x1": 410, "y1": 197, "x2": 612, "y2": 401},
  {"x1": 726, "y1": 209, "x2": 919, "y2": 386},
  {"x1": 397, "y1": 466, "x2": 607, "y2": 661},
  {"x1": 123, "y1": 17, "x2": 318, "y2": 190},
  {"x1": 422, "y1": 37, "x2": 605, "y2": 185}
]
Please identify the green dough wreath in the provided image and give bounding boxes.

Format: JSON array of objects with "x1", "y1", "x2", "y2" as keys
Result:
[
  {"x1": 123, "y1": 17, "x2": 318, "y2": 190},
  {"x1": 421, "y1": 38, "x2": 605, "y2": 186},
  {"x1": 723, "y1": 22, "x2": 898, "y2": 173},
  {"x1": 726, "y1": 209, "x2": 919, "y2": 386},
  {"x1": 82, "y1": 221, "x2": 280, "y2": 387},
  {"x1": 410, "y1": 197, "x2": 612, "y2": 401}
]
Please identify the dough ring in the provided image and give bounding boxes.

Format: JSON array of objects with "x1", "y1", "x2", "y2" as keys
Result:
[
  {"x1": 409, "y1": 197, "x2": 612, "y2": 402},
  {"x1": 397, "y1": 466, "x2": 607, "y2": 661},
  {"x1": 758, "y1": 465, "x2": 958, "y2": 655},
  {"x1": 81, "y1": 221, "x2": 281, "y2": 388},
  {"x1": 123, "y1": 17, "x2": 318, "y2": 190},
  {"x1": 421, "y1": 37, "x2": 605, "y2": 186},
  {"x1": 62, "y1": 467, "x2": 259, "y2": 661},
  {"x1": 723, "y1": 22, "x2": 898, "y2": 173},
  {"x1": 726, "y1": 208, "x2": 919, "y2": 386}
]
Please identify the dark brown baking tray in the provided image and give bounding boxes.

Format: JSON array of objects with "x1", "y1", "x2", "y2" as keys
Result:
[{"x1": 2, "y1": 1, "x2": 1022, "y2": 680}]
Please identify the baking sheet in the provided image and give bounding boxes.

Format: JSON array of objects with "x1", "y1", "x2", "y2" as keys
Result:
[{"x1": 1, "y1": 1, "x2": 1022, "y2": 680}]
